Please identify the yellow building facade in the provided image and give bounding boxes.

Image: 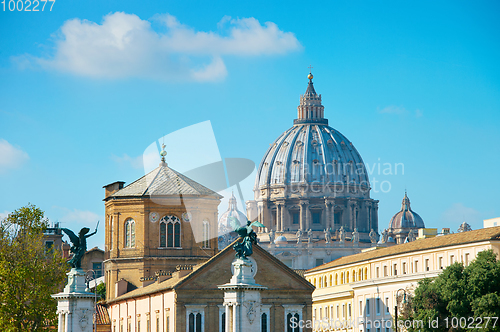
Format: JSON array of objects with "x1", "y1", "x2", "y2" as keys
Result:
[
  {"x1": 305, "y1": 227, "x2": 500, "y2": 332},
  {"x1": 103, "y1": 160, "x2": 222, "y2": 301}
]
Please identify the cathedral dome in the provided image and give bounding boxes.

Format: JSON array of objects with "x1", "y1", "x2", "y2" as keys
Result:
[
  {"x1": 255, "y1": 74, "x2": 370, "y2": 191},
  {"x1": 388, "y1": 192, "x2": 425, "y2": 229},
  {"x1": 218, "y1": 192, "x2": 247, "y2": 233}
]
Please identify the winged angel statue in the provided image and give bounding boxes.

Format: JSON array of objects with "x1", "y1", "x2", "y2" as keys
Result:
[
  {"x1": 228, "y1": 217, "x2": 264, "y2": 259},
  {"x1": 61, "y1": 222, "x2": 98, "y2": 269}
]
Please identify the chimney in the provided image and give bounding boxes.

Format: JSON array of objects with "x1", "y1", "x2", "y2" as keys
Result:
[
  {"x1": 103, "y1": 181, "x2": 125, "y2": 199},
  {"x1": 173, "y1": 265, "x2": 194, "y2": 278},
  {"x1": 115, "y1": 279, "x2": 129, "y2": 297},
  {"x1": 156, "y1": 271, "x2": 172, "y2": 283}
]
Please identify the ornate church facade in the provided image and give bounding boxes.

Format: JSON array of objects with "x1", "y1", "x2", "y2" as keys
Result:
[{"x1": 245, "y1": 73, "x2": 380, "y2": 269}]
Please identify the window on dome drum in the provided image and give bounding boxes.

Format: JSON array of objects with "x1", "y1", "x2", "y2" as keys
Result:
[
  {"x1": 334, "y1": 212, "x2": 341, "y2": 226},
  {"x1": 160, "y1": 216, "x2": 181, "y2": 248},
  {"x1": 292, "y1": 211, "x2": 300, "y2": 224},
  {"x1": 202, "y1": 220, "x2": 210, "y2": 248},
  {"x1": 312, "y1": 211, "x2": 322, "y2": 224},
  {"x1": 124, "y1": 219, "x2": 135, "y2": 248},
  {"x1": 315, "y1": 259, "x2": 323, "y2": 267}
]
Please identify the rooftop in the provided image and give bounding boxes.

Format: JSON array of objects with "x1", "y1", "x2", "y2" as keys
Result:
[
  {"x1": 106, "y1": 164, "x2": 222, "y2": 200},
  {"x1": 307, "y1": 226, "x2": 500, "y2": 273}
]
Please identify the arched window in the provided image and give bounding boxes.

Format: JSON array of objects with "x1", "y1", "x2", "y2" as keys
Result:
[
  {"x1": 335, "y1": 274, "x2": 338, "y2": 285},
  {"x1": 319, "y1": 277, "x2": 322, "y2": 288},
  {"x1": 352, "y1": 269, "x2": 356, "y2": 282},
  {"x1": 329, "y1": 274, "x2": 333, "y2": 287},
  {"x1": 202, "y1": 220, "x2": 210, "y2": 248},
  {"x1": 346, "y1": 271, "x2": 349, "y2": 283},
  {"x1": 261, "y1": 313, "x2": 267, "y2": 332},
  {"x1": 324, "y1": 277, "x2": 327, "y2": 288},
  {"x1": 124, "y1": 219, "x2": 135, "y2": 248},
  {"x1": 340, "y1": 273, "x2": 343, "y2": 285},
  {"x1": 160, "y1": 216, "x2": 181, "y2": 248},
  {"x1": 359, "y1": 268, "x2": 363, "y2": 280},
  {"x1": 364, "y1": 267, "x2": 368, "y2": 280}
]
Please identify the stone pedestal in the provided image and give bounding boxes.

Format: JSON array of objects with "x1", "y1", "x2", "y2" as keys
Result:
[
  {"x1": 52, "y1": 268, "x2": 96, "y2": 332},
  {"x1": 218, "y1": 258, "x2": 267, "y2": 332}
]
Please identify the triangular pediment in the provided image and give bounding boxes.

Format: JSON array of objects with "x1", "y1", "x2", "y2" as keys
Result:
[{"x1": 175, "y1": 242, "x2": 314, "y2": 291}]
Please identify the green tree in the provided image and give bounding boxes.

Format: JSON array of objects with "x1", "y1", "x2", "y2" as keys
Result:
[
  {"x1": 0, "y1": 204, "x2": 69, "y2": 331},
  {"x1": 95, "y1": 282, "x2": 106, "y2": 301},
  {"x1": 403, "y1": 250, "x2": 500, "y2": 332}
]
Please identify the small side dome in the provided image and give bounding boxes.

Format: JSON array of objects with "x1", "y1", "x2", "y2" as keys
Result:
[
  {"x1": 389, "y1": 192, "x2": 425, "y2": 229},
  {"x1": 387, "y1": 236, "x2": 395, "y2": 243},
  {"x1": 218, "y1": 192, "x2": 247, "y2": 234},
  {"x1": 275, "y1": 235, "x2": 288, "y2": 245}
]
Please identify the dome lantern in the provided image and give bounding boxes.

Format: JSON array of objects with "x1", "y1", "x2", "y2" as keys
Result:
[{"x1": 295, "y1": 72, "x2": 327, "y2": 125}]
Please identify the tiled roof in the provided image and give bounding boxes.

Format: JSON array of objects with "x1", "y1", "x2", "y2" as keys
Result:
[
  {"x1": 109, "y1": 164, "x2": 222, "y2": 199},
  {"x1": 96, "y1": 303, "x2": 110, "y2": 325},
  {"x1": 307, "y1": 226, "x2": 500, "y2": 273}
]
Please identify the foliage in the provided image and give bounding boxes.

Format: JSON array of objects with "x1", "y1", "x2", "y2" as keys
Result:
[
  {"x1": 0, "y1": 204, "x2": 69, "y2": 331},
  {"x1": 403, "y1": 250, "x2": 500, "y2": 332},
  {"x1": 95, "y1": 282, "x2": 106, "y2": 301}
]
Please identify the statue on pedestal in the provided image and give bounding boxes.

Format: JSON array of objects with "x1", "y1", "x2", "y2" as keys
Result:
[
  {"x1": 269, "y1": 229, "x2": 275, "y2": 244},
  {"x1": 369, "y1": 229, "x2": 378, "y2": 244},
  {"x1": 352, "y1": 228, "x2": 359, "y2": 244},
  {"x1": 61, "y1": 222, "x2": 98, "y2": 269},
  {"x1": 324, "y1": 229, "x2": 331, "y2": 244},
  {"x1": 307, "y1": 229, "x2": 313, "y2": 244},
  {"x1": 381, "y1": 229, "x2": 388, "y2": 244},
  {"x1": 230, "y1": 217, "x2": 265, "y2": 259},
  {"x1": 296, "y1": 229, "x2": 303, "y2": 244},
  {"x1": 339, "y1": 226, "x2": 346, "y2": 244}
]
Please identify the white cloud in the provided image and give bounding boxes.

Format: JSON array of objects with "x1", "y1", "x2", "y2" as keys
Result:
[
  {"x1": 111, "y1": 153, "x2": 144, "y2": 169},
  {"x1": 441, "y1": 203, "x2": 481, "y2": 225},
  {"x1": 0, "y1": 139, "x2": 29, "y2": 173},
  {"x1": 56, "y1": 208, "x2": 101, "y2": 228},
  {"x1": 13, "y1": 12, "x2": 301, "y2": 82},
  {"x1": 379, "y1": 105, "x2": 409, "y2": 115},
  {"x1": 378, "y1": 106, "x2": 423, "y2": 118}
]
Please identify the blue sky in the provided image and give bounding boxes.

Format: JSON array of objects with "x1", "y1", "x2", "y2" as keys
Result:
[{"x1": 1, "y1": 0, "x2": 499, "y2": 249}]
